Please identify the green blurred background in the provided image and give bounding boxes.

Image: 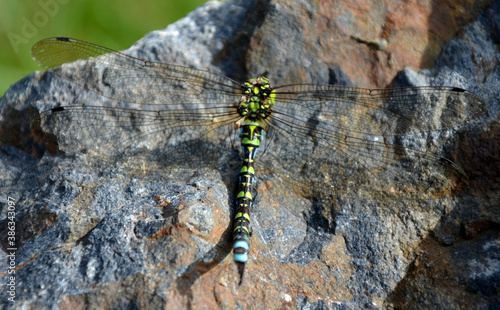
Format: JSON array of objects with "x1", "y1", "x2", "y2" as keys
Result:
[{"x1": 0, "y1": 0, "x2": 209, "y2": 96}]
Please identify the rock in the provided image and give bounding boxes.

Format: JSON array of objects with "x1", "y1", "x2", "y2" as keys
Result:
[{"x1": 1, "y1": 0, "x2": 499, "y2": 309}]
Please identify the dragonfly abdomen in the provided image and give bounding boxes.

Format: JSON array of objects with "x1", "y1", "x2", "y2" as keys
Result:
[{"x1": 233, "y1": 123, "x2": 263, "y2": 263}]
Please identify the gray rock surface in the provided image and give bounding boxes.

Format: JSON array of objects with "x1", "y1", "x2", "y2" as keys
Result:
[{"x1": 1, "y1": 0, "x2": 499, "y2": 309}]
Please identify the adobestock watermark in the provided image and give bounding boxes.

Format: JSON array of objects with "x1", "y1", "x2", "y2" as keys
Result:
[
  {"x1": 8, "y1": 0, "x2": 71, "y2": 53},
  {"x1": 5, "y1": 196, "x2": 17, "y2": 303}
]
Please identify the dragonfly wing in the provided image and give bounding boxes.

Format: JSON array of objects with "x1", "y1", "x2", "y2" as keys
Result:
[
  {"x1": 261, "y1": 84, "x2": 487, "y2": 200},
  {"x1": 32, "y1": 105, "x2": 242, "y2": 172},
  {"x1": 272, "y1": 84, "x2": 486, "y2": 136},
  {"x1": 31, "y1": 37, "x2": 242, "y2": 108}
]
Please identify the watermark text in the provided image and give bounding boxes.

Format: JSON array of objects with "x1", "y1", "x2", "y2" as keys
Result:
[
  {"x1": 8, "y1": 0, "x2": 71, "y2": 53},
  {"x1": 6, "y1": 196, "x2": 17, "y2": 303}
]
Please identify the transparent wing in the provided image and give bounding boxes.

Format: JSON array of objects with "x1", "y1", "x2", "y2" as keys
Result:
[
  {"x1": 261, "y1": 84, "x2": 487, "y2": 200},
  {"x1": 32, "y1": 106, "x2": 242, "y2": 171},
  {"x1": 31, "y1": 37, "x2": 244, "y2": 170},
  {"x1": 272, "y1": 84, "x2": 485, "y2": 136},
  {"x1": 31, "y1": 37, "x2": 242, "y2": 107}
]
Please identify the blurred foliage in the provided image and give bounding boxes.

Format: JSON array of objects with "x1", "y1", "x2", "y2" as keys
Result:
[{"x1": 0, "y1": 0, "x2": 209, "y2": 95}]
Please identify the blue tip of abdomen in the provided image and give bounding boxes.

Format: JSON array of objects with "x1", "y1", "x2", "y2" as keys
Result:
[{"x1": 233, "y1": 240, "x2": 249, "y2": 263}]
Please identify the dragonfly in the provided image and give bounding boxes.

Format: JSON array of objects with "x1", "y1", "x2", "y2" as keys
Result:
[{"x1": 30, "y1": 37, "x2": 486, "y2": 282}]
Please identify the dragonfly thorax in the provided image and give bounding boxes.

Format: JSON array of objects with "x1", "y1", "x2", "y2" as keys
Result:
[{"x1": 238, "y1": 76, "x2": 275, "y2": 121}]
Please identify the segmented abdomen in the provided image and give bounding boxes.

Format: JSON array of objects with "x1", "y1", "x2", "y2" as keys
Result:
[{"x1": 233, "y1": 123, "x2": 263, "y2": 263}]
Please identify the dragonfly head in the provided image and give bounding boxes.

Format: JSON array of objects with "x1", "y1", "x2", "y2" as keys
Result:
[{"x1": 238, "y1": 76, "x2": 275, "y2": 121}]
